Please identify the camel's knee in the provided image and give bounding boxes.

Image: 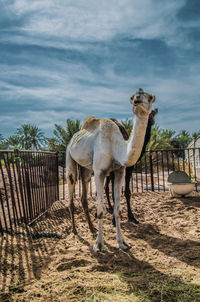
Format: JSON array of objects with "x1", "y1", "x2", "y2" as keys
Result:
[
  {"x1": 67, "y1": 172, "x2": 76, "y2": 186},
  {"x1": 96, "y1": 203, "x2": 105, "y2": 219}
]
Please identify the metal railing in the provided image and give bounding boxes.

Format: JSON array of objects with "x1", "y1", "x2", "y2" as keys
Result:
[
  {"x1": 1, "y1": 148, "x2": 199, "y2": 233},
  {"x1": 0, "y1": 150, "x2": 59, "y2": 233},
  {"x1": 58, "y1": 148, "x2": 200, "y2": 199},
  {"x1": 131, "y1": 148, "x2": 200, "y2": 192}
]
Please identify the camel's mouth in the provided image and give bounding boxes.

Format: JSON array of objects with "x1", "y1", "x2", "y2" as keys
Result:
[{"x1": 133, "y1": 100, "x2": 143, "y2": 106}]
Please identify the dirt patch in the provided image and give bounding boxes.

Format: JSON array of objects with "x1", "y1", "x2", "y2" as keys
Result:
[{"x1": 0, "y1": 191, "x2": 200, "y2": 301}]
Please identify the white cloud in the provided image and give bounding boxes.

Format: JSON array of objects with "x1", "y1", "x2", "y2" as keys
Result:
[{"x1": 8, "y1": 0, "x2": 186, "y2": 46}]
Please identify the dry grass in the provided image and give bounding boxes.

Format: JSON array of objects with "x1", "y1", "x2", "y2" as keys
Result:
[{"x1": 0, "y1": 191, "x2": 200, "y2": 301}]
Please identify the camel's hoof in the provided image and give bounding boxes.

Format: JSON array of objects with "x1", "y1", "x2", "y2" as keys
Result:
[
  {"x1": 128, "y1": 215, "x2": 139, "y2": 224},
  {"x1": 119, "y1": 241, "x2": 131, "y2": 251},
  {"x1": 93, "y1": 242, "x2": 106, "y2": 253},
  {"x1": 72, "y1": 229, "x2": 78, "y2": 235}
]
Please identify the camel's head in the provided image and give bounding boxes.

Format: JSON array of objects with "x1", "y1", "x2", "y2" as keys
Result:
[{"x1": 130, "y1": 88, "x2": 156, "y2": 118}]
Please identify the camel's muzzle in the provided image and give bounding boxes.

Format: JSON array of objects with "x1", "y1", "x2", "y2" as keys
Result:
[{"x1": 133, "y1": 99, "x2": 143, "y2": 106}]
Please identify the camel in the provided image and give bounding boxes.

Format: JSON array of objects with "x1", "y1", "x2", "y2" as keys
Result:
[
  {"x1": 66, "y1": 88, "x2": 156, "y2": 252},
  {"x1": 105, "y1": 109, "x2": 158, "y2": 223}
]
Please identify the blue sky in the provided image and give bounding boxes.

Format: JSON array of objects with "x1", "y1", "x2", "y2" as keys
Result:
[{"x1": 0, "y1": 0, "x2": 200, "y2": 139}]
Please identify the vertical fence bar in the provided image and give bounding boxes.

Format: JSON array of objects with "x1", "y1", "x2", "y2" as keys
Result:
[
  {"x1": 20, "y1": 151, "x2": 29, "y2": 222},
  {"x1": 149, "y1": 151, "x2": 154, "y2": 191},
  {"x1": 156, "y1": 151, "x2": 160, "y2": 191},
  {"x1": 192, "y1": 148, "x2": 197, "y2": 191},
  {"x1": 29, "y1": 152, "x2": 38, "y2": 218},
  {"x1": 140, "y1": 160, "x2": 143, "y2": 192},
  {"x1": 15, "y1": 150, "x2": 27, "y2": 223},
  {"x1": 0, "y1": 154, "x2": 13, "y2": 231},
  {"x1": 90, "y1": 178, "x2": 92, "y2": 196},
  {"x1": 166, "y1": 150, "x2": 170, "y2": 175},
  {"x1": 161, "y1": 151, "x2": 165, "y2": 191},
  {"x1": 0, "y1": 190, "x2": 4, "y2": 232},
  {"x1": 56, "y1": 152, "x2": 59, "y2": 201},
  {"x1": 135, "y1": 163, "x2": 139, "y2": 192},
  {"x1": 38, "y1": 152, "x2": 45, "y2": 212},
  {"x1": 187, "y1": 149, "x2": 191, "y2": 177},
  {"x1": 33, "y1": 153, "x2": 39, "y2": 213},
  {"x1": 0, "y1": 187, "x2": 8, "y2": 232},
  {"x1": 36, "y1": 153, "x2": 43, "y2": 212},
  {"x1": 4, "y1": 152, "x2": 18, "y2": 227},
  {"x1": 144, "y1": 152, "x2": 148, "y2": 191},
  {"x1": 61, "y1": 152, "x2": 65, "y2": 200},
  {"x1": 11, "y1": 151, "x2": 23, "y2": 223},
  {"x1": 176, "y1": 150, "x2": 180, "y2": 171},
  {"x1": 182, "y1": 149, "x2": 185, "y2": 171},
  {"x1": 172, "y1": 151, "x2": 175, "y2": 171}
]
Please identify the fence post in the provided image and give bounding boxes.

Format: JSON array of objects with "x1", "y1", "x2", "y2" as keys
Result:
[
  {"x1": 149, "y1": 151, "x2": 154, "y2": 191},
  {"x1": 14, "y1": 149, "x2": 27, "y2": 223},
  {"x1": 25, "y1": 169, "x2": 33, "y2": 221},
  {"x1": 56, "y1": 152, "x2": 59, "y2": 200}
]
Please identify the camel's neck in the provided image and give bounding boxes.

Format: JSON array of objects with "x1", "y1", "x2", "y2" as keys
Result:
[{"x1": 124, "y1": 115, "x2": 148, "y2": 167}]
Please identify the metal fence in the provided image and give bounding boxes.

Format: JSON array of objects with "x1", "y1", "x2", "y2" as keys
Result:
[
  {"x1": 131, "y1": 148, "x2": 200, "y2": 192},
  {"x1": 0, "y1": 150, "x2": 59, "y2": 233},
  {"x1": 1, "y1": 148, "x2": 200, "y2": 233},
  {"x1": 58, "y1": 147, "x2": 200, "y2": 198}
]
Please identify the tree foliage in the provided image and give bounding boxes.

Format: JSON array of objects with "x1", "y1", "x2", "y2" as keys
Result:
[
  {"x1": 121, "y1": 118, "x2": 133, "y2": 136},
  {"x1": 147, "y1": 125, "x2": 175, "y2": 150},
  {"x1": 119, "y1": 118, "x2": 199, "y2": 151},
  {"x1": 48, "y1": 119, "x2": 80, "y2": 151},
  {"x1": 0, "y1": 134, "x2": 8, "y2": 150},
  {"x1": 6, "y1": 135, "x2": 21, "y2": 150},
  {"x1": 16, "y1": 124, "x2": 47, "y2": 150}
]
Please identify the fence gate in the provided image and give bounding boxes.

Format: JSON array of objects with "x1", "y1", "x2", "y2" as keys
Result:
[{"x1": 0, "y1": 150, "x2": 59, "y2": 233}]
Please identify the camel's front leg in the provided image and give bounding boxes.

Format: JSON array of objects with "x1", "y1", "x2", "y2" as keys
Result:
[
  {"x1": 93, "y1": 171, "x2": 106, "y2": 252},
  {"x1": 125, "y1": 167, "x2": 139, "y2": 223},
  {"x1": 114, "y1": 167, "x2": 131, "y2": 250}
]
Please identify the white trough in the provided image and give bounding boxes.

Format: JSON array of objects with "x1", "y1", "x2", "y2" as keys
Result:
[{"x1": 167, "y1": 171, "x2": 196, "y2": 197}]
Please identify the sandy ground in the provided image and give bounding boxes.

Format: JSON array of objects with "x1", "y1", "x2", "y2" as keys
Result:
[{"x1": 0, "y1": 191, "x2": 200, "y2": 301}]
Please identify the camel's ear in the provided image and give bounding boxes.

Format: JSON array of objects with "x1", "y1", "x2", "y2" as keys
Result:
[{"x1": 130, "y1": 94, "x2": 134, "y2": 104}]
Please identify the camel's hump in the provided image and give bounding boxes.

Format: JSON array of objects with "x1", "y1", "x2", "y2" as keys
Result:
[
  {"x1": 81, "y1": 116, "x2": 113, "y2": 131},
  {"x1": 81, "y1": 116, "x2": 99, "y2": 130}
]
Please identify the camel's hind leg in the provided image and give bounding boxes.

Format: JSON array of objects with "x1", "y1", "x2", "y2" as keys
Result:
[
  {"x1": 66, "y1": 151, "x2": 77, "y2": 234},
  {"x1": 80, "y1": 167, "x2": 96, "y2": 234},
  {"x1": 104, "y1": 175, "x2": 113, "y2": 213}
]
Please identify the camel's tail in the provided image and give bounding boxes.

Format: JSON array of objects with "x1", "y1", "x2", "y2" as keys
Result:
[{"x1": 66, "y1": 146, "x2": 78, "y2": 185}]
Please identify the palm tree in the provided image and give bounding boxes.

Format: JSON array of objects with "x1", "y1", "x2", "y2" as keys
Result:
[
  {"x1": 6, "y1": 135, "x2": 21, "y2": 150},
  {"x1": 0, "y1": 134, "x2": 4, "y2": 142},
  {"x1": 171, "y1": 130, "x2": 192, "y2": 149},
  {"x1": 48, "y1": 119, "x2": 80, "y2": 151},
  {"x1": 0, "y1": 134, "x2": 8, "y2": 150},
  {"x1": 147, "y1": 125, "x2": 175, "y2": 150},
  {"x1": 121, "y1": 118, "x2": 133, "y2": 136},
  {"x1": 16, "y1": 124, "x2": 47, "y2": 150},
  {"x1": 192, "y1": 131, "x2": 200, "y2": 141}
]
